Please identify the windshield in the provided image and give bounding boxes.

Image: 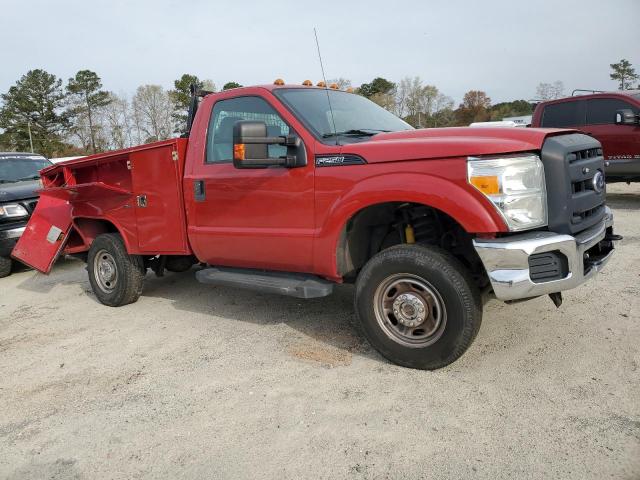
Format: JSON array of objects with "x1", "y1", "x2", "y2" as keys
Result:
[
  {"x1": 0, "y1": 155, "x2": 51, "y2": 183},
  {"x1": 274, "y1": 88, "x2": 413, "y2": 142}
]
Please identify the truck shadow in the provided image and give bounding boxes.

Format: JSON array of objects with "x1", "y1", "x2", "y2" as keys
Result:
[
  {"x1": 133, "y1": 268, "x2": 379, "y2": 366},
  {"x1": 606, "y1": 191, "x2": 640, "y2": 210},
  {"x1": 14, "y1": 256, "x2": 88, "y2": 293}
]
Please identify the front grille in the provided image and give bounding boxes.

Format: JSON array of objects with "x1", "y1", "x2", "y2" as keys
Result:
[{"x1": 541, "y1": 134, "x2": 606, "y2": 235}]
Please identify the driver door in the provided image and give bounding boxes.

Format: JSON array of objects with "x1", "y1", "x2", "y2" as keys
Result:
[{"x1": 187, "y1": 95, "x2": 315, "y2": 272}]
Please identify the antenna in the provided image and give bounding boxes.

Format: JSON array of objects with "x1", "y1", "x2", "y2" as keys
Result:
[{"x1": 313, "y1": 28, "x2": 338, "y2": 144}]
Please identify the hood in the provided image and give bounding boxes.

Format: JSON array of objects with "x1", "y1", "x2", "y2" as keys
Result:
[
  {"x1": 0, "y1": 180, "x2": 40, "y2": 202},
  {"x1": 343, "y1": 127, "x2": 576, "y2": 164}
]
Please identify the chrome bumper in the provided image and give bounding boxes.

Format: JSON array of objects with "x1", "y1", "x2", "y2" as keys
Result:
[
  {"x1": 473, "y1": 207, "x2": 615, "y2": 301},
  {"x1": 0, "y1": 226, "x2": 26, "y2": 241}
]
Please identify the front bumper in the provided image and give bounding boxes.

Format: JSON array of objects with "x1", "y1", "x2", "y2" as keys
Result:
[
  {"x1": 473, "y1": 207, "x2": 615, "y2": 301},
  {"x1": 0, "y1": 225, "x2": 26, "y2": 257}
]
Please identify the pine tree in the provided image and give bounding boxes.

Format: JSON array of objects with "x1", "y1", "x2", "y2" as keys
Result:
[
  {"x1": 0, "y1": 69, "x2": 70, "y2": 157},
  {"x1": 169, "y1": 74, "x2": 215, "y2": 133},
  {"x1": 610, "y1": 59, "x2": 639, "y2": 90},
  {"x1": 67, "y1": 70, "x2": 111, "y2": 153}
]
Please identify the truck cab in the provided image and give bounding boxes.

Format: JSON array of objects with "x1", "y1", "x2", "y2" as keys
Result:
[
  {"x1": 11, "y1": 83, "x2": 618, "y2": 370},
  {"x1": 531, "y1": 91, "x2": 640, "y2": 182}
]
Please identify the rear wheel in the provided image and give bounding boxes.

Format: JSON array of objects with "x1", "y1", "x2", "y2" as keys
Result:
[
  {"x1": 87, "y1": 233, "x2": 145, "y2": 307},
  {"x1": 354, "y1": 244, "x2": 482, "y2": 370},
  {"x1": 0, "y1": 256, "x2": 12, "y2": 278}
]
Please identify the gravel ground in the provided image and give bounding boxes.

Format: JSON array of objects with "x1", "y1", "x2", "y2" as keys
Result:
[{"x1": 1, "y1": 183, "x2": 639, "y2": 480}]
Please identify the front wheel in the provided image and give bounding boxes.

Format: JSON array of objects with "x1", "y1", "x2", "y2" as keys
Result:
[
  {"x1": 354, "y1": 245, "x2": 482, "y2": 370},
  {"x1": 87, "y1": 233, "x2": 146, "y2": 307}
]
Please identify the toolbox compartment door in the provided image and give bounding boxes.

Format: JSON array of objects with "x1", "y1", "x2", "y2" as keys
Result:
[
  {"x1": 129, "y1": 142, "x2": 189, "y2": 253},
  {"x1": 11, "y1": 194, "x2": 73, "y2": 273}
]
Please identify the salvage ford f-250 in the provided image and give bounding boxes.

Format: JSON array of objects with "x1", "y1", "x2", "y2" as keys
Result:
[{"x1": 11, "y1": 81, "x2": 618, "y2": 370}]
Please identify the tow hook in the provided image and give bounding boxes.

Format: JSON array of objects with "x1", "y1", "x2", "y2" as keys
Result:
[{"x1": 548, "y1": 292, "x2": 563, "y2": 308}]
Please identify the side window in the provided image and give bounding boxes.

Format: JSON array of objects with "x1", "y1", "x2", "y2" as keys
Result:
[
  {"x1": 586, "y1": 98, "x2": 639, "y2": 125},
  {"x1": 206, "y1": 96, "x2": 290, "y2": 163},
  {"x1": 541, "y1": 101, "x2": 584, "y2": 128}
]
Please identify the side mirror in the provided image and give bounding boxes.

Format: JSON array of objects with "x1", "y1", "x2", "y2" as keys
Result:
[
  {"x1": 232, "y1": 120, "x2": 302, "y2": 169},
  {"x1": 615, "y1": 109, "x2": 639, "y2": 126}
]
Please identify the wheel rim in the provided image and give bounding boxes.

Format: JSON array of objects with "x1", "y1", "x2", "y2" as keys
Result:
[
  {"x1": 373, "y1": 273, "x2": 447, "y2": 348},
  {"x1": 93, "y1": 249, "x2": 118, "y2": 293}
]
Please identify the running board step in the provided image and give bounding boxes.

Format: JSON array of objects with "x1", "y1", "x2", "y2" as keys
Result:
[{"x1": 195, "y1": 267, "x2": 334, "y2": 299}]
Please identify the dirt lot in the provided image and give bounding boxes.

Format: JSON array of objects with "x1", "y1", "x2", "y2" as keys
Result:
[{"x1": 1, "y1": 183, "x2": 639, "y2": 480}]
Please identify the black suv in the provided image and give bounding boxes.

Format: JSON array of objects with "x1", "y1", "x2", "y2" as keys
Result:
[{"x1": 0, "y1": 152, "x2": 51, "y2": 277}]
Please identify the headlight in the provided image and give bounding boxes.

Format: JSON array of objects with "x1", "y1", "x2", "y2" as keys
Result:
[
  {"x1": 0, "y1": 203, "x2": 29, "y2": 219},
  {"x1": 467, "y1": 154, "x2": 547, "y2": 231}
]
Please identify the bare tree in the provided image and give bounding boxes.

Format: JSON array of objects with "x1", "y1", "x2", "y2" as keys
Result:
[
  {"x1": 327, "y1": 78, "x2": 352, "y2": 90},
  {"x1": 132, "y1": 85, "x2": 172, "y2": 142},
  {"x1": 535, "y1": 81, "x2": 565, "y2": 100},
  {"x1": 102, "y1": 93, "x2": 135, "y2": 149}
]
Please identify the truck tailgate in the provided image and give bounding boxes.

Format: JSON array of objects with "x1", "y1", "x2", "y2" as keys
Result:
[{"x1": 11, "y1": 194, "x2": 73, "y2": 273}]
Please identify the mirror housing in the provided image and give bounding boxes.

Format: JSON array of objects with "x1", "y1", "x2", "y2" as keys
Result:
[
  {"x1": 232, "y1": 120, "x2": 303, "y2": 169},
  {"x1": 615, "y1": 109, "x2": 639, "y2": 126}
]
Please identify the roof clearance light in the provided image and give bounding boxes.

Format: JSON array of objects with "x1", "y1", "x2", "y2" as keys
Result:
[
  {"x1": 302, "y1": 80, "x2": 312, "y2": 86},
  {"x1": 317, "y1": 81, "x2": 326, "y2": 87},
  {"x1": 346, "y1": 87, "x2": 354, "y2": 93},
  {"x1": 329, "y1": 83, "x2": 339, "y2": 90},
  {"x1": 273, "y1": 78, "x2": 285, "y2": 85}
]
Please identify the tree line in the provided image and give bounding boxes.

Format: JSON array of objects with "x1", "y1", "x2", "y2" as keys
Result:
[{"x1": 0, "y1": 58, "x2": 636, "y2": 158}]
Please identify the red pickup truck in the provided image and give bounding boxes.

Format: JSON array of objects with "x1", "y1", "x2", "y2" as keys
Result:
[
  {"x1": 12, "y1": 83, "x2": 618, "y2": 369},
  {"x1": 531, "y1": 90, "x2": 640, "y2": 182}
]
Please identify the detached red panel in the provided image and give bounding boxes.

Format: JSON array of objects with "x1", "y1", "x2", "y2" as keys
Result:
[{"x1": 11, "y1": 194, "x2": 73, "y2": 273}]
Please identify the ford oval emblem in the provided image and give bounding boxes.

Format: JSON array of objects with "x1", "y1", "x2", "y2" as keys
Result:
[{"x1": 592, "y1": 170, "x2": 605, "y2": 194}]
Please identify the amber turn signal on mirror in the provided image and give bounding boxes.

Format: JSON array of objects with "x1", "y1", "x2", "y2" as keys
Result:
[{"x1": 233, "y1": 144, "x2": 245, "y2": 161}]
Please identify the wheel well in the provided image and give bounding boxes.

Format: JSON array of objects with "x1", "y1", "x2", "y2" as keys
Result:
[
  {"x1": 337, "y1": 202, "x2": 489, "y2": 287},
  {"x1": 71, "y1": 218, "x2": 120, "y2": 251}
]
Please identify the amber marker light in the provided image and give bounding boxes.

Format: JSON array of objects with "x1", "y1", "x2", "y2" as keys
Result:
[
  {"x1": 233, "y1": 144, "x2": 245, "y2": 161},
  {"x1": 273, "y1": 78, "x2": 285, "y2": 85},
  {"x1": 469, "y1": 175, "x2": 500, "y2": 195},
  {"x1": 317, "y1": 81, "x2": 326, "y2": 87},
  {"x1": 329, "y1": 83, "x2": 339, "y2": 89},
  {"x1": 346, "y1": 87, "x2": 354, "y2": 93},
  {"x1": 302, "y1": 80, "x2": 312, "y2": 86}
]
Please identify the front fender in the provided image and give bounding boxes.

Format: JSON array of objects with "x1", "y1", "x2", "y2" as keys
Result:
[{"x1": 312, "y1": 171, "x2": 506, "y2": 279}]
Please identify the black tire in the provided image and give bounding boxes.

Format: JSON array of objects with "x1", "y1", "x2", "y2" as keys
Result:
[
  {"x1": 0, "y1": 256, "x2": 12, "y2": 278},
  {"x1": 87, "y1": 233, "x2": 145, "y2": 307},
  {"x1": 165, "y1": 255, "x2": 195, "y2": 273},
  {"x1": 354, "y1": 244, "x2": 482, "y2": 370}
]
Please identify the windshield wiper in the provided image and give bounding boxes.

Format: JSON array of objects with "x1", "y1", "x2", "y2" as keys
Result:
[{"x1": 322, "y1": 129, "x2": 390, "y2": 138}]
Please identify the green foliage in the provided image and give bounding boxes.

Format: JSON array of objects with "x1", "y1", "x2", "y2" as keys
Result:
[
  {"x1": 610, "y1": 59, "x2": 638, "y2": 90},
  {"x1": 223, "y1": 82, "x2": 242, "y2": 90},
  {"x1": 489, "y1": 100, "x2": 533, "y2": 121},
  {"x1": 67, "y1": 70, "x2": 111, "y2": 153},
  {"x1": 0, "y1": 69, "x2": 70, "y2": 157},
  {"x1": 455, "y1": 90, "x2": 492, "y2": 125},
  {"x1": 358, "y1": 77, "x2": 396, "y2": 98},
  {"x1": 169, "y1": 74, "x2": 216, "y2": 133}
]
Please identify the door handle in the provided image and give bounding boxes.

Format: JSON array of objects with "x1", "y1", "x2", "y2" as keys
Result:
[{"x1": 194, "y1": 180, "x2": 206, "y2": 202}]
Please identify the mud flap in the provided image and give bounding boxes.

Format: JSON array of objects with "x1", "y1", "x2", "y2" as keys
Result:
[{"x1": 11, "y1": 194, "x2": 73, "y2": 273}]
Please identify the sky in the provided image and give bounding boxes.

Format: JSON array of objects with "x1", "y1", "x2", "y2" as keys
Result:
[{"x1": 1, "y1": 0, "x2": 639, "y2": 104}]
